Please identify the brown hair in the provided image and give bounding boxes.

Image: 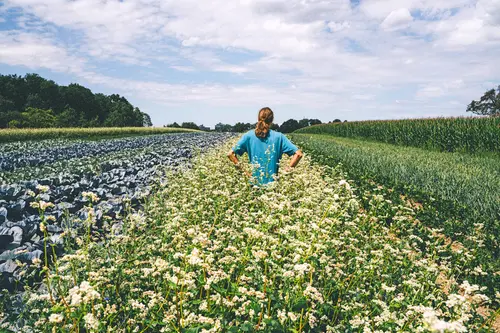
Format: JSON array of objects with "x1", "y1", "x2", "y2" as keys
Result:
[{"x1": 255, "y1": 107, "x2": 274, "y2": 138}]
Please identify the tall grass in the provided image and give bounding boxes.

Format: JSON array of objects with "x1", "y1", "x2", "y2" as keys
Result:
[
  {"x1": 0, "y1": 127, "x2": 197, "y2": 143},
  {"x1": 295, "y1": 117, "x2": 500, "y2": 153}
]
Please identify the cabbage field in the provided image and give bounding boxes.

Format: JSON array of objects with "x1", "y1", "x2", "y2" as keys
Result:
[
  {"x1": 0, "y1": 129, "x2": 499, "y2": 332},
  {"x1": 0, "y1": 133, "x2": 231, "y2": 292}
]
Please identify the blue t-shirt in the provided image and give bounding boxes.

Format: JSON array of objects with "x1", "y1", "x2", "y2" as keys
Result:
[{"x1": 232, "y1": 130, "x2": 298, "y2": 184}]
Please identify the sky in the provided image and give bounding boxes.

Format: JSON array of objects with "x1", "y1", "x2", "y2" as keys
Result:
[{"x1": 0, "y1": 0, "x2": 499, "y2": 127}]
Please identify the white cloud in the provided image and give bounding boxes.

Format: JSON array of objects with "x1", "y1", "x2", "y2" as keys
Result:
[
  {"x1": 213, "y1": 65, "x2": 248, "y2": 74},
  {"x1": 381, "y1": 8, "x2": 413, "y2": 30},
  {"x1": 351, "y1": 94, "x2": 375, "y2": 100},
  {"x1": 0, "y1": 30, "x2": 85, "y2": 73},
  {"x1": 327, "y1": 21, "x2": 350, "y2": 32},
  {"x1": 171, "y1": 66, "x2": 196, "y2": 72},
  {"x1": 424, "y1": 0, "x2": 500, "y2": 46},
  {"x1": 3, "y1": 0, "x2": 162, "y2": 62},
  {"x1": 445, "y1": 79, "x2": 465, "y2": 89},
  {"x1": 448, "y1": 18, "x2": 486, "y2": 45},
  {"x1": 479, "y1": 0, "x2": 500, "y2": 25},
  {"x1": 416, "y1": 79, "x2": 466, "y2": 99},
  {"x1": 416, "y1": 85, "x2": 446, "y2": 98},
  {"x1": 360, "y1": 0, "x2": 473, "y2": 20},
  {"x1": 79, "y1": 71, "x2": 330, "y2": 108}
]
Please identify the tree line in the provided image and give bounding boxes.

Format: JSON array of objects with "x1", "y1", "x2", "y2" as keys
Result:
[
  {"x1": 0, "y1": 73, "x2": 152, "y2": 128},
  {"x1": 165, "y1": 118, "x2": 345, "y2": 133}
]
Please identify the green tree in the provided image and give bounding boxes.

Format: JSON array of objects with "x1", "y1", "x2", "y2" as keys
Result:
[
  {"x1": 467, "y1": 86, "x2": 500, "y2": 117},
  {"x1": 104, "y1": 101, "x2": 136, "y2": 127},
  {"x1": 85, "y1": 117, "x2": 101, "y2": 128},
  {"x1": 25, "y1": 93, "x2": 46, "y2": 109},
  {"x1": 279, "y1": 119, "x2": 300, "y2": 133},
  {"x1": 24, "y1": 73, "x2": 45, "y2": 94},
  {"x1": 0, "y1": 95, "x2": 15, "y2": 112},
  {"x1": 57, "y1": 107, "x2": 83, "y2": 127},
  {"x1": 181, "y1": 122, "x2": 200, "y2": 130},
  {"x1": 167, "y1": 122, "x2": 181, "y2": 128},
  {"x1": 298, "y1": 118, "x2": 310, "y2": 129},
  {"x1": 94, "y1": 93, "x2": 112, "y2": 124},
  {"x1": 215, "y1": 123, "x2": 232, "y2": 132},
  {"x1": 298, "y1": 119, "x2": 323, "y2": 129},
  {"x1": 39, "y1": 79, "x2": 63, "y2": 113},
  {"x1": 0, "y1": 74, "x2": 26, "y2": 110},
  {"x1": 232, "y1": 122, "x2": 253, "y2": 132},
  {"x1": 142, "y1": 113, "x2": 153, "y2": 127},
  {"x1": 132, "y1": 107, "x2": 145, "y2": 126},
  {"x1": 62, "y1": 83, "x2": 99, "y2": 123},
  {"x1": 0, "y1": 73, "x2": 152, "y2": 128},
  {"x1": 0, "y1": 111, "x2": 22, "y2": 128},
  {"x1": 8, "y1": 119, "x2": 21, "y2": 128},
  {"x1": 20, "y1": 107, "x2": 56, "y2": 128}
]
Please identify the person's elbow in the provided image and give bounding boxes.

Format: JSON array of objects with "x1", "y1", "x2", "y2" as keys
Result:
[
  {"x1": 295, "y1": 150, "x2": 303, "y2": 158},
  {"x1": 227, "y1": 150, "x2": 235, "y2": 158}
]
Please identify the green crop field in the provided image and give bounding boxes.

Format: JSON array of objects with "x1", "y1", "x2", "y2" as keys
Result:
[
  {"x1": 1, "y1": 124, "x2": 499, "y2": 332},
  {"x1": 296, "y1": 117, "x2": 500, "y2": 154}
]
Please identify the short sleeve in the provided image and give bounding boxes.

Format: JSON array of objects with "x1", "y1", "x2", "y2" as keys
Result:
[
  {"x1": 232, "y1": 133, "x2": 248, "y2": 156},
  {"x1": 280, "y1": 134, "x2": 298, "y2": 156}
]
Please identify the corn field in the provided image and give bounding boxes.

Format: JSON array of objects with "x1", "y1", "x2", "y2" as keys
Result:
[{"x1": 296, "y1": 117, "x2": 500, "y2": 153}]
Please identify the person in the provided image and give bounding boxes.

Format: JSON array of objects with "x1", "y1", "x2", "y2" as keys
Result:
[{"x1": 227, "y1": 107, "x2": 303, "y2": 185}]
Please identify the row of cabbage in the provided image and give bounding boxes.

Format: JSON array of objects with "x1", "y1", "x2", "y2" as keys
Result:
[
  {"x1": 0, "y1": 133, "x2": 205, "y2": 172},
  {"x1": 0, "y1": 133, "x2": 233, "y2": 291}
]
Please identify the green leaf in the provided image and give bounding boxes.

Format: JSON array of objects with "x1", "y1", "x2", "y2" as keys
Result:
[
  {"x1": 240, "y1": 322, "x2": 253, "y2": 332},
  {"x1": 51, "y1": 305, "x2": 65, "y2": 313},
  {"x1": 292, "y1": 297, "x2": 308, "y2": 311}
]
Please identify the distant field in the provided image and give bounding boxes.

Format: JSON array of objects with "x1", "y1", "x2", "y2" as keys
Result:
[
  {"x1": 0, "y1": 127, "x2": 197, "y2": 143},
  {"x1": 296, "y1": 116, "x2": 500, "y2": 153}
]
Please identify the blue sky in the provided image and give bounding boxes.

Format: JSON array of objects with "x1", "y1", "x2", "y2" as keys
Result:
[{"x1": 0, "y1": 0, "x2": 499, "y2": 127}]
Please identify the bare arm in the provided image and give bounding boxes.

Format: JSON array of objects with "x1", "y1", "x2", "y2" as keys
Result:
[
  {"x1": 227, "y1": 150, "x2": 251, "y2": 177},
  {"x1": 285, "y1": 150, "x2": 303, "y2": 172}
]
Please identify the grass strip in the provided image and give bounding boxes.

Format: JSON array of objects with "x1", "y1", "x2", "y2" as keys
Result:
[{"x1": 0, "y1": 127, "x2": 197, "y2": 143}]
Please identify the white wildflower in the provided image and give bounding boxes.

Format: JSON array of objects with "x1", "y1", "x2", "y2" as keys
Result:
[
  {"x1": 49, "y1": 313, "x2": 63, "y2": 323},
  {"x1": 83, "y1": 313, "x2": 99, "y2": 331}
]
